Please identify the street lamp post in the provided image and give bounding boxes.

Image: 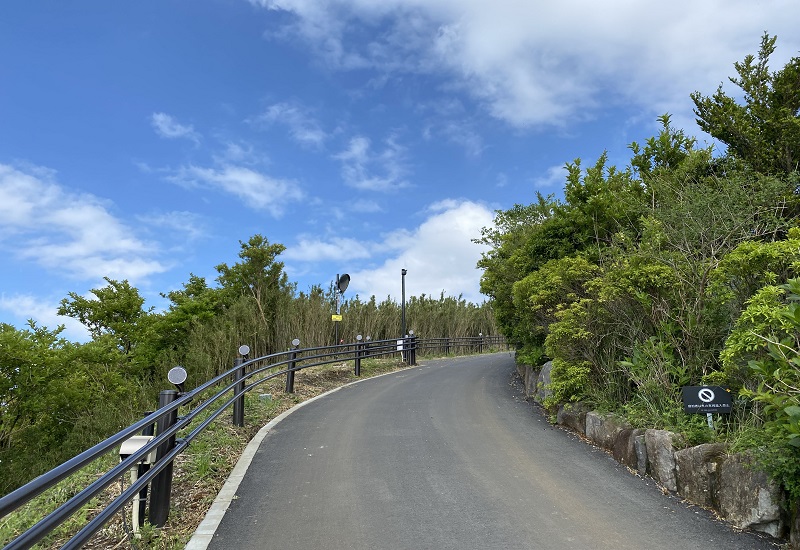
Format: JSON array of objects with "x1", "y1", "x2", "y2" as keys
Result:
[
  {"x1": 334, "y1": 274, "x2": 350, "y2": 346},
  {"x1": 401, "y1": 269, "x2": 407, "y2": 339},
  {"x1": 335, "y1": 275, "x2": 340, "y2": 346}
]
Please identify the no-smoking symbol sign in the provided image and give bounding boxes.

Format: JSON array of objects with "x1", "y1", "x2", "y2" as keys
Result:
[
  {"x1": 681, "y1": 385, "x2": 732, "y2": 414},
  {"x1": 698, "y1": 388, "x2": 716, "y2": 403}
]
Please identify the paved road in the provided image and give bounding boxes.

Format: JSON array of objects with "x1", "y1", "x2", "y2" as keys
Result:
[{"x1": 204, "y1": 353, "x2": 778, "y2": 549}]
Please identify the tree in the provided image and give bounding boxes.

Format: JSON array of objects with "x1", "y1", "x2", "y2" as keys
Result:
[
  {"x1": 0, "y1": 322, "x2": 64, "y2": 454},
  {"x1": 0, "y1": 321, "x2": 143, "y2": 492},
  {"x1": 58, "y1": 278, "x2": 150, "y2": 354},
  {"x1": 691, "y1": 33, "x2": 800, "y2": 175},
  {"x1": 474, "y1": 198, "x2": 557, "y2": 344},
  {"x1": 215, "y1": 235, "x2": 294, "y2": 353},
  {"x1": 159, "y1": 274, "x2": 225, "y2": 345},
  {"x1": 560, "y1": 152, "x2": 644, "y2": 260},
  {"x1": 476, "y1": 154, "x2": 643, "y2": 354},
  {"x1": 630, "y1": 114, "x2": 698, "y2": 183}
]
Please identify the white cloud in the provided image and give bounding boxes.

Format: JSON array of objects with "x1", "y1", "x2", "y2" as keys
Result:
[
  {"x1": 171, "y1": 164, "x2": 304, "y2": 217},
  {"x1": 137, "y1": 211, "x2": 207, "y2": 241},
  {"x1": 535, "y1": 165, "x2": 568, "y2": 189},
  {"x1": 253, "y1": 0, "x2": 800, "y2": 129},
  {"x1": 252, "y1": 101, "x2": 327, "y2": 148},
  {"x1": 151, "y1": 112, "x2": 201, "y2": 143},
  {"x1": 282, "y1": 200, "x2": 493, "y2": 302},
  {"x1": 347, "y1": 200, "x2": 494, "y2": 303},
  {"x1": 424, "y1": 119, "x2": 484, "y2": 157},
  {"x1": 334, "y1": 135, "x2": 410, "y2": 191},
  {"x1": 212, "y1": 141, "x2": 265, "y2": 165},
  {"x1": 285, "y1": 236, "x2": 373, "y2": 261},
  {"x1": 350, "y1": 199, "x2": 383, "y2": 213},
  {"x1": 0, "y1": 163, "x2": 167, "y2": 282},
  {"x1": 0, "y1": 294, "x2": 90, "y2": 342}
]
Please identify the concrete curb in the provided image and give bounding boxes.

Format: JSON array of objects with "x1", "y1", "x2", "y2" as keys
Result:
[{"x1": 184, "y1": 366, "x2": 419, "y2": 549}]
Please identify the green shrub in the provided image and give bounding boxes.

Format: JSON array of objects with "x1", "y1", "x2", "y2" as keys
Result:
[
  {"x1": 515, "y1": 345, "x2": 546, "y2": 367},
  {"x1": 722, "y1": 278, "x2": 800, "y2": 501},
  {"x1": 544, "y1": 359, "x2": 591, "y2": 409}
]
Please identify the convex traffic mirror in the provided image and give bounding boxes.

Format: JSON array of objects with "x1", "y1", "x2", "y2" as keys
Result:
[{"x1": 168, "y1": 366, "x2": 188, "y2": 393}]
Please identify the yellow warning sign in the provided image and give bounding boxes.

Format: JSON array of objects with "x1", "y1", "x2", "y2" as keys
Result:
[{"x1": 331, "y1": 314, "x2": 343, "y2": 321}]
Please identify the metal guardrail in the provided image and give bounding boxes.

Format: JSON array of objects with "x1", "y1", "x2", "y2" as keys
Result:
[
  {"x1": 0, "y1": 334, "x2": 508, "y2": 549},
  {"x1": 416, "y1": 335, "x2": 507, "y2": 356}
]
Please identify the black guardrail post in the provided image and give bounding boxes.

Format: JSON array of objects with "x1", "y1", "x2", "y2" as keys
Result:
[
  {"x1": 233, "y1": 355, "x2": 245, "y2": 428},
  {"x1": 478, "y1": 333, "x2": 484, "y2": 354},
  {"x1": 409, "y1": 332, "x2": 417, "y2": 365},
  {"x1": 355, "y1": 335, "x2": 363, "y2": 376},
  {"x1": 286, "y1": 338, "x2": 300, "y2": 392},
  {"x1": 148, "y1": 390, "x2": 179, "y2": 527},
  {"x1": 445, "y1": 337, "x2": 450, "y2": 356}
]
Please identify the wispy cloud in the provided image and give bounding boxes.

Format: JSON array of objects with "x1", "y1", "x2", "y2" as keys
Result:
[
  {"x1": 253, "y1": 1, "x2": 800, "y2": 130},
  {"x1": 423, "y1": 119, "x2": 484, "y2": 157},
  {"x1": 534, "y1": 165, "x2": 568, "y2": 189},
  {"x1": 351, "y1": 199, "x2": 383, "y2": 213},
  {"x1": 495, "y1": 172, "x2": 508, "y2": 188},
  {"x1": 251, "y1": 101, "x2": 327, "y2": 149},
  {"x1": 0, "y1": 293, "x2": 90, "y2": 341},
  {"x1": 151, "y1": 112, "x2": 201, "y2": 144},
  {"x1": 418, "y1": 99, "x2": 484, "y2": 157},
  {"x1": 212, "y1": 141, "x2": 265, "y2": 166},
  {"x1": 170, "y1": 164, "x2": 304, "y2": 217},
  {"x1": 284, "y1": 236, "x2": 373, "y2": 262},
  {"x1": 137, "y1": 211, "x2": 207, "y2": 241},
  {"x1": 0, "y1": 163, "x2": 167, "y2": 282},
  {"x1": 334, "y1": 135, "x2": 409, "y2": 192}
]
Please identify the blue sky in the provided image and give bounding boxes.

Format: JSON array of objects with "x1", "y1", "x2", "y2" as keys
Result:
[{"x1": 1, "y1": 1, "x2": 798, "y2": 342}]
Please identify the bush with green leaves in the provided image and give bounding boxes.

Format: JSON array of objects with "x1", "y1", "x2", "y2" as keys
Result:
[
  {"x1": 735, "y1": 279, "x2": 800, "y2": 442},
  {"x1": 511, "y1": 255, "x2": 600, "y2": 362},
  {"x1": 0, "y1": 323, "x2": 148, "y2": 493},
  {"x1": 543, "y1": 359, "x2": 591, "y2": 409}
]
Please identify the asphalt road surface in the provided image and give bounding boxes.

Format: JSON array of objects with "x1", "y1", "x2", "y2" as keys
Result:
[{"x1": 206, "y1": 353, "x2": 779, "y2": 549}]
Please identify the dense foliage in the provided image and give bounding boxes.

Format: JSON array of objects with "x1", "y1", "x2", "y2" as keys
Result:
[
  {"x1": 478, "y1": 35, "x2": 800, "y2": 500},
  {"x1": 0, "y1": 234, "x2": 496, "y2": 494}
]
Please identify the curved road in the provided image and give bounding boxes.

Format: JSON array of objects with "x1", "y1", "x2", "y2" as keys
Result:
[{"x1": 204, "y1": 353, "x2": 778, "y2": 549}]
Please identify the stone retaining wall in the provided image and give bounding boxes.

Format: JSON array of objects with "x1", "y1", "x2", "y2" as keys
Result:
[{"x1": 516, "y1": 362, "x2": 796, "y2": 546}]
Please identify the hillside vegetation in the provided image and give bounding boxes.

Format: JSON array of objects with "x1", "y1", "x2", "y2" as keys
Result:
[
  {"x1": 477, "y1": 34, "x2": 800, "y2": 503},
  {"x1": 1, "y1": 235, "x2": 496, "y2": 494}
]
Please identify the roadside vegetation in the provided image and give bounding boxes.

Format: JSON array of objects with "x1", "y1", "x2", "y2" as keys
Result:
[
  {"x1": 477, "y1": 34, "x2": 800, "y2": 504},
  {"x1": 1, "y1": 235, "x2": 497, "y2": 497}
]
